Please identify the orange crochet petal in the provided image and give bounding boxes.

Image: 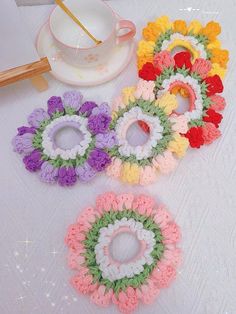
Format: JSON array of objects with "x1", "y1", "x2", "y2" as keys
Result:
[
  {"x1": 173, "y1": 20, "x2": 188, "y2": 35},
  {"x1": 210, "y1": 48, "x2": 229, "y2": 68},
  {"x1": 143, "y1": 22, "x2": 162, "y2": 41},
  {"x1": 200, "y1": 21, "x2": 221, "y2": 41}
]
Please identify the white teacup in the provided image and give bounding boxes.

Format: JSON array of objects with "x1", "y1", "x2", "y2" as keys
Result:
[{"x1": 49, "y1": 0, "x2": 136, "y2": 67}]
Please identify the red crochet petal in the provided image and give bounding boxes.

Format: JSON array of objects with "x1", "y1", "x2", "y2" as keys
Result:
[
  {"x1": 139, "y1": 62, "x2": 161, "y2": 81},
  {"x1": 185, "y1": 126, "x2": 204, "y2": 148},
  {"x1": 203, "y1": 109, "x2": 223, "y2": 128},
  {"x1": 174, "y1": 51, "x2": 192, "y2": 70},
  {"x1": 204, "y1": 75, "x2": 223, "y2": 96}
]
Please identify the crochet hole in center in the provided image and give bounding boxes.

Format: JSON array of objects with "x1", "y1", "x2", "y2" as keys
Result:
[
  {"x1": 173, "y1": 92, "x2": 190, "y2": 114},
  {"x1": 109, "y1": 232, "x2": 141, "y2": 263},
  {"x1": 126, "y1": 121, "x2": 149, "y2": 146},
  {"x1": 53, "y1": 126, "x2": 84, "y2": 150}
]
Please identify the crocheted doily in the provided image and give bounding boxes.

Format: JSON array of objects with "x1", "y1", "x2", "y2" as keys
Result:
[
  {"x1": 137, "y1": 51, "x2": 225, "y2": 148},
  {"x1": 106, "y1": 86, "x2": 189, "y2": 185},
  {"x1": 12, "y1": 91, "x2": 116, "y2": 186},
  {"x1": 137, "y1": 16, "x2": 229, "y2": 79},
  {"x1": 65, "y1": 192, "x2": 182, "y2": 313}
]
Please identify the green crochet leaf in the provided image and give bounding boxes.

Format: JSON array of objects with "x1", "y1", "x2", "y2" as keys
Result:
[
  {"x1": 188, "y1": 119, "x2": 204, "y2": 127},
  {"x1": 51, "y1": 111, "x2": 64, "y2": 120},
  {"x1": 194, "y1": 34, "x2": 209, "y2": 46},
  {"x1": 32, "y1": 131, "x2": 43, "y2": 149},
  {"x1": 39, "y1": 119, "x2": 51, "y2": 130},
  {"x1": 64, "y1": 107, "x2": 77, "y2": 115},
  {"x1": 176, "y1": 66, "x2": 190, "y2": 77},
  {"x1": 190, "y1": 72, "x2": 202, "y2": 82},
  {"x1": 154, "y1": 29, "x2": 173, "y2": 53}
]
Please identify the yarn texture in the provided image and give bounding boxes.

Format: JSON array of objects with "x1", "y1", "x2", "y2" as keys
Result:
[{"x1": 65, "y1": 192, "x2": 182, "y2": 313}]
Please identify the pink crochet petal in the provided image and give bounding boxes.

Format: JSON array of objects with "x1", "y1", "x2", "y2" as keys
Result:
[
  {"x1": 112, "y1": 95, "x2": 125, "y2": 111},
  {"x1": 163, "y1": 245, "x2": 182, "y2": 267},
  {"x1": 192, "y1": 58, "x2": 212, "y2": 78},
  {"x1": 67, "y1": 251, "x2": 78, "y2": 269},
  {"x1": 71, "y1": 273, "x2": 97, "y2": 294},
  {"x1": 138, "y1": 279, "x2": 160, "y2": 304},
  {"x1": 95, "y1": 192, "x2": 118, "y2": 213},
  {"x1": 153, "y1": 51, "x2": 175, "y2": 71},
  {"x1": 140, "y1": 165, "x2": 157, "y2": 185},
  {"x1": 169, "y1": 114, "x2": 188, "y2": 133},
  {"x1": 118, "y1": 291, "x2": 128, "y2": 303},
  {"x1": 67, "y1": 247, "x2": 86, "y2": 270},
  {"x1": 117, "y1": 288, "x2": 139, "y2": 314},
  {"x1": 202, "y1": 122, "x2": 221, "y2": 145},
  {"x1": 134, "y1": 79, "x2": 155, "y2": 101},
  {"x1": 209, "y1": 95, "x2": 226, "y2": 111},
  {"x1": 153, "y1": 205, "x2": 172, "y2": 229},
  {"x1": 116, "y1": 193, "x2": 135, "y2": 211},
  {"x1": 65, "y1": 224, "x2": 82, "y2": 249},
  {"x1": 133, "y1": 194, "x2": 155, "y2": 216},
  {"x1": 153, "y1": 151, "x2": 177, "y2": 174},
  {"x1": 80, "y1": 207, "x2": 96, "y2": 223},
  {"x1": 152, "y1": 262, "x2": 176, "y2": 289},
  {"x1": 106, "y1": 157, "x2": 122, "y2": 178},
  {"x1": 162, "y1": 222, "x2": 181, "y2": 244},
  {"x1": 91, "y1": 285, "x2": 113, "y2": 307}
]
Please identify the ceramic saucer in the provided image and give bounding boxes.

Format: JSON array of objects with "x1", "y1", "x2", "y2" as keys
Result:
[{"x1": 36, "y1": 23, "x2": 135, "y2": 86}]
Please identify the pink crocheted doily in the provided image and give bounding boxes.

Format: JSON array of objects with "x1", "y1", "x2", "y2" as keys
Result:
[{"x1": 65, "y1": 192, "x2": 182, "y2": 313}]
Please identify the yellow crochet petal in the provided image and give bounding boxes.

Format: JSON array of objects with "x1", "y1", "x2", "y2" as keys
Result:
[
  {"x1": 173, "y1": 20, "x2": 188, "y2": 35},
  {"x1": 143, "y1": 22, "x2": 162, "y2": 41},
  {"x1": 210, "y1": 48, "x2": 229, "y2": 68},
  {"x1": 122, "y1": 87, "x2": 136, "y2": 105},
  {"x1": 168, "y1": 133, "x2": 189, "y2": 158},
  {"x1": 200, "y1": 21, "x2": 221, "y2": 41},
  {"x1": 155, "y1": 16, "x2": 172, "y2": 32},
  {"x1": 137, "y1": 40, "x2": 155, "y2": 58},
  {"x1": 188, "y1": 20, "x2": 202, "y2": 34},
  {"x1": 121, "y1": 162, "x2": 140, "y2": 184},
  {"x1": 155, "y1": 92, "x2": 178, "y2": 115},
  {"x1": 209, "y1": 63, "x2": 226, "y2": 79},
  {"x1": 207, "y1": 39, "x2": 221, "y2": 50}
]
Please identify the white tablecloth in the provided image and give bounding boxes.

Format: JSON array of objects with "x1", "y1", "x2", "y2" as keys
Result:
[{"x1": 1, "y1": 1, "x2": 236, "y2": 313}]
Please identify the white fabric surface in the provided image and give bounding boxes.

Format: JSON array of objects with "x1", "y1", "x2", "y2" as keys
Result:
[{"x1": 0, "y1": 1, "x2": 236, "y2": 313}]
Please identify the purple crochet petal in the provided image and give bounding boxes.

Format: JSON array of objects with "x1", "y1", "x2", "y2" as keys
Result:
[
  {"x1": 12, "y1": 133, "x2": 34, "y2": 154},
  {"x1": 92, "y1": 102, "x2": 111, "y2": 115},
  {"x1": 23, "y1": 149, "x2": 43, "y2": 172},
  {"x1": 39, "y1": 162, "x2": 58, "y2": 183},
  {"x1": 79, "y1": 101, "x2": 98, "y2": 117},
  {"x1": 76, "y1": 162, "x2": 97, "y2": 182},
  {"x1": 88, "y1": 113, "x2": 111, "y2": 134},
  {"x1": 58, "y1": 167, "x2": 77, "y2": 186},
  {"x1": 17, "y1": 126, "x2": 36, "y2": 135},
  {"x1": 28, "y1": 108, "x2": 50, "y2": 128},
  {"x1": 47, "y1": 96, "x2": 64, "y2": 116},
  {"x1": 95, "y1": 131, "x2": 117, "y2": 149},
  {"x1": 87, "y1": 148, "x2": 111, "y2": 171},
  {"x1": 63, "y1": 90, "x2": 83, "y2": 110}
]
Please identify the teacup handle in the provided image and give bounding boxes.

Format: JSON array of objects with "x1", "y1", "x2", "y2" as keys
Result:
[{"x1": 116, "y1": 20, "x2": 136, "y2": 44}]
